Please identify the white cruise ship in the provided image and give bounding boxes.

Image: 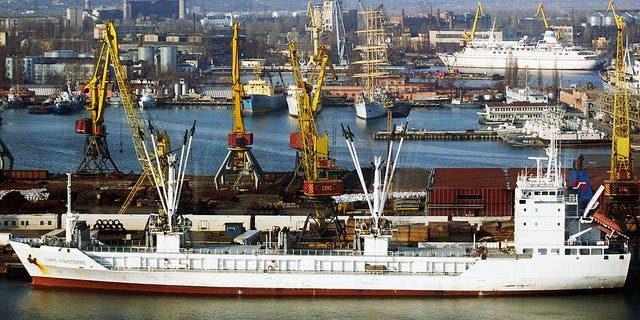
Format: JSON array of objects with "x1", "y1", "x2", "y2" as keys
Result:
[{"x1": 438, "y1": 30, "x2": 603, "y2": 71}]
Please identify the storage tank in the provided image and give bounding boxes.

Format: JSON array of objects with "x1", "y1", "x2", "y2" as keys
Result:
[
  {"x1": 159, "y1": 46, "x2": 177, "y2": 72},
  {"x1": 603, "y1": 14, "x2": 615, "y2": 26},
  {"x1": 588, "y1": 15, "x2": 602, "y2": 27},
  {"x1": 138, "y1": 46, "x2": 154, "y2": 62}
]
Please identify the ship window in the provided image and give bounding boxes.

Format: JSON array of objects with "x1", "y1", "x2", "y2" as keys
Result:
[
  {"x1": 519, "y1": 200, "x2": 526, "y2": 204},
  {"x1": 591, "y1": 248, "x2": 603, "y2": 255},
  {"x1": 523, "y1": 248, "x2": 533, "y2": 255},
  {"x1": 551, "y1": 249, "x2": 560, "y2": 255},
  {"x1": 550, "y1": 191, "x2": 555, "y2": 195},
  {"x1": 565, "y1": 248, "x2": 577, "y2": 255},
  {"x1": 48, "y1": 221, "x2": 52, "y2": 225},
  {"x1": 579, "y1": 249, "x2": 590, "y2": 255},
  {"x1": 3, "y1": 221, "x2": 6, "y2": 226},
  {"x1": 604, "y1": 255, "x2": 609, "y2": 260},
  {"x1": 12, "y1": 221, "x2": 16, "y2": 226},
  {"x1": 538, "y1": 248, "x2": 547, "y2": 255},
  {"x1": 534, "y1": 191, "x2": 540, "y2": 195},
  {"x1": 40, "y1": 221, "x2": 44, "y2": 225},
  {"x1": 542, "y1": 191, "x2": 548, "y2": 195},
  {"x1": 20, "y1": 221, "x2": 24, "y2": 226}
]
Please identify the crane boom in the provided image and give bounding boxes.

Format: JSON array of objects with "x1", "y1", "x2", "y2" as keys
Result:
[
  {"x1": 463, "y1": 1, "x2": 484, "y2": 42},
  {"x1": 289, "y1": 41, "x2": 342, "y2": 196},
  {"x1": 535, "y1": 2, "x2": 550, "y2": 30}
]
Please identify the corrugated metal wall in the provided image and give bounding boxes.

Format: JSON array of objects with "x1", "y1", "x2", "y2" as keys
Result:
[{"x1": 427, "y1": 187, "x2": 512, "y2": 217}]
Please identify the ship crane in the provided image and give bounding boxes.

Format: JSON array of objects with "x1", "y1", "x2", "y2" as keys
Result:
[
  {"x1": 600, "y1": 0, "x2": 640, "y2": 236},
  {"x1": 463, "y1": 1, "x2": 484, "y2": 43},
  {"x1": 85, "y1": 22, "x2": 171, "y2": 215},
  {"x1": 214, "y1": 23, "x2": 265, "y2": 191},
  {"x1": 75, "y1": 28, "x2": 120, "y2": 174}
]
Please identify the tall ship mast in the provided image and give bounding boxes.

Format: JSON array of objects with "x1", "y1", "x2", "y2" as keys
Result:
[{"x1": 353, "y1": 4, "x2": 393, "y2": 120}]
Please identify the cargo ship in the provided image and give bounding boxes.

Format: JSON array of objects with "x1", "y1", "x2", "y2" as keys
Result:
[
  {"x1": 242, "y1": 75, "x2": 286, "y2": 114},
  {"x1": 438, "y1": 29, "x2": 603, "y2": 71},
  {"x1": 9, "y1": 122, "x2": 630, "y2": 296}
]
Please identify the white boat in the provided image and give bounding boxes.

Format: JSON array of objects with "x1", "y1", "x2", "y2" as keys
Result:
[
  {"x1": 601, "y1": 47, "x2": 640, "y2": 96},
  {"x1": 286, "y1": 84, "x2": 321, "y2": 117},
  {"x1": 9, "y1": 119, "x2": 631, "y2": 296},
  {"x1": 138, "y1": 89, "x2": 156, "y2": 109},
  {"x1": 438, "y1": 29, "x2": 603, "y2": 71},
  {"x1": 496, "y1": 109, "x2": 611, "y2": 147}
]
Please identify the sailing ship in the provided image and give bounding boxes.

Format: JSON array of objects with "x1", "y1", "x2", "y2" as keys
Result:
[
  {"x1": 353, "y1": 6, "x2": 392, "y2": 120},
  {"x1": 9, "y1": 120, "x2": 630, "y2": 296}
]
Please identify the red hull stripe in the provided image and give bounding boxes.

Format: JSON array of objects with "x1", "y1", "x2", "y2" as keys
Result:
[{"x1": 30, "y1": 277, "x2": 618, "y2": 297}]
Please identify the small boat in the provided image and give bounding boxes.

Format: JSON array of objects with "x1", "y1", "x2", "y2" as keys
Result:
[
  {"x1": 138, "y1": 89, "x2": 156, "y2": 109},
  {"x1": 439, "y1": 98, "x2": 484, "y2": 108},
  {"x1": 51, "y1": 91, "x2": 86, "y2": 115}
]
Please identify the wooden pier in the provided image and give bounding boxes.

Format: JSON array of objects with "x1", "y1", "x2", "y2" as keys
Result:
[{"x1": 373, "y1": 129, "x2": 499, "y2": 141}]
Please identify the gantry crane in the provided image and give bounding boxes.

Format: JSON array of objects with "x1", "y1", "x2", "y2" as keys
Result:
[
  {"x1": 85, "y1": 22, "x2": 171, "y2": 215},
  {"x1": 289, "y1": 41, "x2": 343, "y2": 197},
  {"x1": 602, "y1": 0, "x2": 639, "y2": 235},
  {"x1": 75, "y1": 28, "x2": 120, "y2": 174},
  {"x1": 463, "y1": 1, "x2": 484, "y2": 43},
  {"x1": 214, "y1": 23, "x2": 264, "y2": 191}
]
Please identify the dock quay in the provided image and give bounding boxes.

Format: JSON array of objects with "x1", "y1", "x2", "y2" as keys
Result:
[
  {"x1": 374, "y1": 129, "x2": 499, "y2": 141},
  {"x1": 156, "y1": 99, "x2": 233, "y2": 109}
]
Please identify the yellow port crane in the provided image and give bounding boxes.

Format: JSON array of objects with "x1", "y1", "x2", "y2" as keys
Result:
[
  {"x1": 603, "y1": 0, "x2": 639, "y2": 234},
  {"x1": 305, "y1": 1, "x2": 323, "y2": 62},
  {"x1": 214, "y1": 23, "x2": 264, "y2": 191},
  {"x1": 463, "y1": 1, "x2": 484, "y2": 43},
  {"x1": 535, "y1": 2, "x2": 559, "y2": 39},
  {"x1": 289, "y1": 41, "x2": 343, "y2": 197},
  {"x1": 84, "y1": 22, "x2": 171, "y2": 215},
  {"x1": 535, "y1": 2, "x2": 550, "y2": 30},
  {"x1": 75, "y1": 26, "x2": 120, "y2": 174}
]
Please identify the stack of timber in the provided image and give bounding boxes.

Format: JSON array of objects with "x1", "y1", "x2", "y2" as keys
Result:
[
  {"x1": 392, "y1": 224, "x2": 428, "y2": 244},
  {"x1": 449, "y1": 221, "x2": 476, "y2": 242},
  {"x1": 428, "y1": 222, "x2": 449, "y2": 241},
  {"x1": 479, "y1": 220, "x2": 515, "y2": 241}
]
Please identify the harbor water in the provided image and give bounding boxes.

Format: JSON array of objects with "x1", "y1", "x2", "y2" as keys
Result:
[
  {"x1": 1, "y1": 276, "x2": 639, "y2": 319},
  {"x1": 0, "y1": 105, "x2": 609, "y2": 174}
]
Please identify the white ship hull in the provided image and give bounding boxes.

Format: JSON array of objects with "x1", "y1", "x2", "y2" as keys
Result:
[
  {"x1": 355, "y1": 99, "x2": 387, "y2": 119},
  {"x1": 10, "y1": 240, "x2": 629, "y2": 296},
  {"x1": 438, "y1": 52, "x2": 601, "y2": 71}
]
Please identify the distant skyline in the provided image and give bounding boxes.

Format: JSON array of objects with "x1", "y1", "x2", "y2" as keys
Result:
[{"x1": 80, "y1": 0, "x2": 640, "y2": 12}]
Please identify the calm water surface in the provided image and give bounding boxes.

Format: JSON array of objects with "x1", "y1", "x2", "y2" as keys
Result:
[
  {"x1": 1, "y1": 277, "x2": 638, "y2": 320},
  {"x1": 0, "y1": 105, "x2": 609, "y2": 175}
]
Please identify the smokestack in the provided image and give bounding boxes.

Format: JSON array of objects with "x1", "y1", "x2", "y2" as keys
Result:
[{"x1": 179, "y1": 0, "x2": 185, "y2": 20}]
